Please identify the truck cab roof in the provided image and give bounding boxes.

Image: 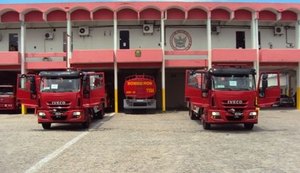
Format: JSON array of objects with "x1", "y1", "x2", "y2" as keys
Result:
[
  {"x1": 39, "y1": 71, "x2": 81, "y2": 78},
  {"x1": 209, "y1": 67, "x2": 256, "y2": 76}
]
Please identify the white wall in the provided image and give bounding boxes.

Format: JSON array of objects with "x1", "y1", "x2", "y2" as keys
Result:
[
  {"x1": 0, "y1": 25, "x2": 297, "y2": 52},
  {"x1": 259, "y1": 28, "x2": 295, "y2": 49},
  {"x1": 0, "y1": 29, "x2": 20, "y2": 51},
  {"x1": 73, "y1": 27, "x2": 114, "y2": 50}
]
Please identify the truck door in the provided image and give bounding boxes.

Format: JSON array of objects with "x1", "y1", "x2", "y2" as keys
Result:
[
  {"x1": 82, "y1": 72, "x2": 106, "y2": 107},
  {"x1": 257, "y1": 72, "x2": 281, "y2": 107},
  {"x1": 17, "y1": 74, "x2": 38, "y2": 108},
  {"x1": 185, "y1": 70, "x2": 209, "y2": 107}
]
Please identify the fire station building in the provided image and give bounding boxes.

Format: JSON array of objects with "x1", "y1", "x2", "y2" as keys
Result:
[{"x1": 0, "y1": 2, "x2": 300, "y2": 113}]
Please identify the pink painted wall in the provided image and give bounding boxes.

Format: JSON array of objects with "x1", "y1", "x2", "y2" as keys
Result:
[
  {"x1": 260, "y1": 49, "x2": 300, "y2": 62},
  {"x1": 71, "y1": 9, "x2": 91, "y2": 21},
  {"x1": 71, "y1": 50, "x2": 114, "y2": 64},
  {"x1": 117, "y1": 9, "x2": 138, "y2": 20},
  {"x1": 116, "y1": 49, "x2": 162, "y2": 63},
  {"x1": 187, "y1": 9, "x2": 207, "y2": 20},
  {"x1": 211, "y1": 9, "x2": 230, "y2": 20},
  {"x1": 1, "y1": 11, "x2": 19, "y2": 22},
  {"x1": 47, "y1": 10, "x2": 66, "y2": 22},
  {"x1": 234, "y1": 9, "x2": 252, "y2": 21},
  {"x1": 93, "y1": 9, "x2": 113, "y2": 20},
  {"x1": 212, "y1": 49, "x2": 256, "y2": 62},
  {"x1": 259, "y1": 10, "x2": 276, "y2": 21},
  {"x1": 281, "y1": 10, "x2": 297, "y2": 21},
  {"x1": 0, "y1": 52, "x2": 20, "y2": 65},
  {"x1": 25, "y1": 11, "x2": 43, "y2": 22},
  {"x1": 167, "y1": 8, "x2": 185, "y2": 20},
  {"x1": 140, "y1": 8, "x2": 161, "y2": 20}
]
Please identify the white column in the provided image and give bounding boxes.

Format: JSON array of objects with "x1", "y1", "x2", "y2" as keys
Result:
[
  {"x1": 255, "y1": 18, "x2": 259, "y2": 80},
  {"x1": 296, "y1": 20, "x2": 300, "y2": 49},
  {"x1": 207, "y1": 14, "x2": 212, "y2": 69},
  {"x1": 20, "y1": 21, "x2": 26, "y2": 75},
  {"x1": 251, "y1": 13, "x2": 257, "y2": 49},
  {"x1": 67, "y1": 13, "x2": 72, "y2": 68},
  {"x1": 161, "y1": 17, "x2": 166, "y2": 112},
  {"x1": 113, "y1": 16, "x2": 118, "y2": 113}
]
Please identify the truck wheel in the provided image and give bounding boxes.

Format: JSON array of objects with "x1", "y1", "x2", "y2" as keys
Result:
[
  {"x1": 244, "y1": 123, "x2": 254, "y2": 130},
  {"x1": 189, "y1": 108, "x2": 197, "y2": 120},
  {"x1": 42, "y1": 123, "x2": 51, "y2": 129},
  {"x1": 82, "y1": 120, "x2": 90, "y2": 129},
  {"x1": 96, "y1": 109, "x2": 104, "y2": 119},
  {"x1": 202, "y1": 120, "x2": 211, "y2": 130}
]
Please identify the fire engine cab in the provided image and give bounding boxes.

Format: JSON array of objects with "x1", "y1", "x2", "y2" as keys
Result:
[
  {"x1": 17, "y1": 70, "x2": 106, "y2": 129},
  {"x1": 185, "y1": 67, "x2": 280, "y2": 130}
]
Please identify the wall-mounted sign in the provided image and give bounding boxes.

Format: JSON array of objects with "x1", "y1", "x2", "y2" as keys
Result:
[{"x1": 170, "y1": 30, "x2": 192, "y2": 50}]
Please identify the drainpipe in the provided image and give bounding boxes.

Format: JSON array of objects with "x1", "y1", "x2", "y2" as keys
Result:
[
  {"x1": 207, "y1": 12, "x2": 212, "y2": 69},
  {"x1": 161, "y1": 15, "x2": 166, "y2": 112},
  {"x1": 113, "y1": 14, "x2": 118, "y2": 113},
  {"x1": 20, "y1": 20, "x2": 27, "y2": 115},
  {"x1": 66, "y1": 12, "x2": 71, "y2": 68}
]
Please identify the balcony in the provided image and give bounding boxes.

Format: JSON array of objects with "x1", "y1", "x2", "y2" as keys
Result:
[
  {"x1": 260, "y1": 49, "x2": 300, "y2": 62},
  {"x1": 25, "y1": 52, "x2": 67, "y2": 70},
  {"x1": 0, "y1": 51, "x2": 20, "y2": 65},
  {"x1": 71, "y1": 50, "x2": 114, "y2": 64},
  {"x1": 212, "y1": 49, "x2": 257, "y2": 62},
  {"x1": 165, "y1": 50, "x2": 208, "y2": 68}
]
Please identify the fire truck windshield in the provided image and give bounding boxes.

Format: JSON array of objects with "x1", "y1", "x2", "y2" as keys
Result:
[
  {"x1": 40, "y1": 77, "x2": 80, "y2": 93},
  {"x1": 0, "y1": 87, "x2": 14, "y2": 95},
  {"x1": 212, "y1": 74, "x2": 255, "y2": 91}
]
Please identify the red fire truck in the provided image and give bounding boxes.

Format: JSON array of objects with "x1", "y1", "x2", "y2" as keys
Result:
[
  {"x1": 17, "y1": 70, "x2": 106, "y2": 129},
  {"x1": 0, "y1": 85, "x2": 18, "y2": 111},
  {"x1": 123, "y1": 75, "x2": 157, "y2": 111},
  {"x1": 185, "y1": 67, "x2": 280, "y2": 130}
]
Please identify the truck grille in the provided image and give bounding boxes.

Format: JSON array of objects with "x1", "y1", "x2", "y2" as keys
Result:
[
  {"x1": 222, "y1": 100, "x2": 247, "y2": 107},
  {"x1": 47, "y1": 101, "x2": 71, "y2": 108}
]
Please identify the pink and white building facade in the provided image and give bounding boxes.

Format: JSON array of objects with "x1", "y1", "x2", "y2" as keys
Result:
[{"x1": 1, "y1": 1, "x2": 300, "y2": 112}]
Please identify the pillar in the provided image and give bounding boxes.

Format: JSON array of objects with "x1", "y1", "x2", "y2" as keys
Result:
[
  {"x1": 67, "y1": 13, "x2": 71, "y2": 68},
  {"x1": 20, "y1": 21, "x2": 27, "y2": 115},
  {"x1": 113, "y1": 16, "x2": 118, "y2": 113},
  {"x1": 161, "y1": 18, "x2": 166, "y2": 112},
  {"x1": 207, "y1": 14, "x2": 212, "y2": 69}
]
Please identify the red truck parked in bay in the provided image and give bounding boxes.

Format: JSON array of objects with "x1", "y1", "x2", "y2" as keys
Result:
[
  {"x1": 17, "y1": 70, "x2": 106, "y2": 129},
  {"x1": 185, "y1": 67, "x2": 280, "y2": 130},
  {"x1": 0, "y1": 85, "x2": 19, "y2": 112},
  {"x1": 123, "y1": 75, "x2": 157, "y2": 111}
]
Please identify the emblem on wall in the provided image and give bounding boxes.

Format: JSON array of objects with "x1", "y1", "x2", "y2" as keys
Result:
[{"x1": 170, "y1": 30, "x2": 192, "y2": 50}]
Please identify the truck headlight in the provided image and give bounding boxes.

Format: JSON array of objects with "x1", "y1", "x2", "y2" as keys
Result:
[
  {"x1": 212, "y1": 111, "x2": 220, "y2": 116},
  {"x1": 249, "y1": 111, "x2": 257, "y2": 119},
  {"x1": 38, "y1": 112, "x2": 46, "y2": 117},
  {"x1": 73, "y1": 111, "x2": 81, "y2": 118}
]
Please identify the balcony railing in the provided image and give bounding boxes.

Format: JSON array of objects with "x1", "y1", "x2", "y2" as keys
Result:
[
  {"x1": 0, "y1": 51, "x2": 20, "y2": 65},
  {"x1": 116, "y1": 49, "x2": 163, "y2": 63},
  {"x1": 212, "y1": 49, "x2": 257, "y2": 62},
  {"x1": 260, "y1": 49, "x2": 300, "y2": 62},
  {"x1": 71, "y1": 49, "x2": 114, "y2": 64},
  {"x1": 25, "y1": 52, "x2": 67, "y2": 70}
]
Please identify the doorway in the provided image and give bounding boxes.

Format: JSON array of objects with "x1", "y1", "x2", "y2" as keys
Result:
[
  {"x1": 236, "y1": 31, "x2": 245, "y2": 49},
  {"x1": 120, "y1": 30, "x2": 129, "y2": 49}
]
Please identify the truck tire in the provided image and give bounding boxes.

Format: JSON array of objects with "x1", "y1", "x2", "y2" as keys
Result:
[
  {"x1": 189, "y1": 108, "x2": 197, "y2": 120},
  {"x1": 82, "y1": 120, "x2": 90, "y2": 129},
  {"x1": 94, "y1": 109, "x2": 104, "y2": 119},
  {"x1": 244, "y1": 123, "x2": 254, "y2": 130},
  {"x1": 42, "y1": 123, "x2": 51, "y2": 129},
  {"x1": 202, "y1": 120, "x2": 211, "y2": 130}
]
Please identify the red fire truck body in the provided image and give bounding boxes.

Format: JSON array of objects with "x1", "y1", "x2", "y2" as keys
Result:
[
  {"x1": 17, "y1": 70, "x2": 106, "y2": 129},
  {"x1": 0, "y1": 85, "x2": 18, "y2": 111},
  {"x1": 123, "y1": 75, "x2": 156, "y2": 110},
  {"x1": 185, "y1": 67, "x2": 280, "y2": 130}
]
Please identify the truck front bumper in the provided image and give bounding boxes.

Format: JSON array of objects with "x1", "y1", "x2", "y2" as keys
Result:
[
  {"x1": 37, "y1": 109, "x2": 87, "y2": 123},
  {"x1": 205, "y1": 109, "x2": 258, "y2": 124},
  {"x1": 123, "y1": 99, "x2": 156, "y2": 109}
]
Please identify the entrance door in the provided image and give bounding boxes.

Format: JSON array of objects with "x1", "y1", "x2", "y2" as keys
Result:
[
  {"x1": 120, "y1": 30, "x2": 129, "y2": 49},
  {"x1": 9, "y1": 33, "x2": 18, "y2": 51},
  {"x1": 236, "y1": 31, "x2": 245, "y2": 49}
]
